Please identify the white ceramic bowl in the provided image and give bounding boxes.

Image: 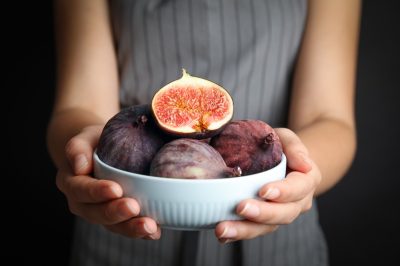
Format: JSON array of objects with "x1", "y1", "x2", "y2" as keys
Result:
[{"x1": 93, "y1": 152, "x2": 286, "y2": 231}]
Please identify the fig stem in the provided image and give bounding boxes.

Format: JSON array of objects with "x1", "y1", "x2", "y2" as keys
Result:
[
  {"x1": 132, "y1": 115, "x2": 148, "y2": 127},
  {"x1": 232, "y1": 166, "x2": 242, "y2": 177},
  {"x1": 265, "y1": 133, "x2": 274, "y2": 144},
  {"x1": 138, "y1": 115, "x2": 148, "y2": 124},
  {"x1": 182, "y1": 68, "x2": 189, "y2": 77},
  {"x1": 261, "y1": 133, "x2": 275, "y2": 149}
]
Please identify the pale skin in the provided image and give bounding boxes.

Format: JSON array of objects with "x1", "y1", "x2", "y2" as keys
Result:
[{"x1": 47, "y1": 0, "x2": 360, "y2": 242}]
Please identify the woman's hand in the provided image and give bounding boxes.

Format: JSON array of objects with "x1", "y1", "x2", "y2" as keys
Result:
[
  {"x1": 55, "y1": 125, "x2": 161, "y2": 240},
  {"x1": 215, "y1": 128, "x2": 321, "y2": 243}
]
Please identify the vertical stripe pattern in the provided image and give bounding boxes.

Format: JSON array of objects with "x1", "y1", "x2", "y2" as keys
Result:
[
  {"x1": 112, "y1": 0, "x2": 308, "y2": 127},
  {"x1": 68, "y1": 0, "x2": 328, "y2": 265}
]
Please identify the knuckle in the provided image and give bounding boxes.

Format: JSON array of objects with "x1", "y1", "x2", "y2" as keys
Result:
[
  {"x1": 101, "y1": 201, "x2": 118, "y2": 225},
  {"x1": 260, "y1": 206, "x2": 276, "y2": 223},
  {"x1": 284, "y1": 129, "x2": 300, "y2": 142},
  {"x1": 315, "y1": 172, "x2": 322, "y2": 187},
  {"x1": 278, "y1": 127, "x2": 295, "y2": 137},
  {"x1": 69, "y1": 183, "x2": 83, "y2": 202},
  {"x1": 303, "y1": 200, "x2": 313, "y2": 212},
  {"x1": 282, "y1": 216, "x2": 295, "y2": 225},
  {"x1": 65, "y1": 136, "x2": 87, "y2": 158},
  {"x1": 102, "y1": 204, "x2": 115, "y2": 225},
  {"x1": 87, "y1": 181, "x2": 99, "y2": 201},
  {"x1": 270, "y1": 225, "x2": 279, "y2": 233},
  {"x1": 126, "y1": 219, "x2": 147, "y2": 238},
  {"x1": 249, "y1": 225, "x2": 279, "y2": 239},
  {"x1": 55, "y1": 172, "x2": 64, "y2": 192},
  {"x1": 276, "y1": 128, "x2": 309, "y2": 155},
  {"x1": 286, "y1": 139, "x2": 299, "y2": 150},
  {"x1": 56, "y1": 172, "x2": 79, "y2": 201},
  {"x1": 289, "y1": 143, "x2": 308, "y2": 158},
  {"x1": 82, "y1": 125, "x2": 100, "y2": 134},
  {"x1": 282, "y1": 207, "x2": 301, "y2": 225},
  {"x1": 65, "y1": 137, "x2": 80, "y2": 155},
  {"x1": 303, "y1": 178, "x2": 314, "y2": 196},
  {"x1": 67, "y1": 200, "x2": 80, "y2": 216},
  {"x1": 241, "y1": 227, "x2": 257, "y2": 240}
]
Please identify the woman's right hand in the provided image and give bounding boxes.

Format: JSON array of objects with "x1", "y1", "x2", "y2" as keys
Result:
[{"x1": 56, "y1": 125, "x2": 161, "y2": 240}]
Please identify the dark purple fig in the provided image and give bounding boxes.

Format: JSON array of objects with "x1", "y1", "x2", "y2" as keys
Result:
[
  {"x1": 150, "y1": 138, "x2": 241, "y2": 179},
  {"x1": 210, "y1": 120, "x2": 282, "y2": 175},
  {"x1": 97, "y1": 104, "x2": 167, "y2": 174}
]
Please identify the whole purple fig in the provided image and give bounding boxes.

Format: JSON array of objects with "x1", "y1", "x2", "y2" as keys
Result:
[
  {"x1": 210, "y1": 120, "x2": 283, "y2": 175},
  {"x1": 97, "y1": 104, "x2": 166, "y2": 174},
  {"x1": 150, "y1": 139, "x2": 241, "y2": 179}
]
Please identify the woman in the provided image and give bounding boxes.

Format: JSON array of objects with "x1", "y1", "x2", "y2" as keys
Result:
[{"x1": 47, "y1": 0, "x2": 360, "y2": 265}]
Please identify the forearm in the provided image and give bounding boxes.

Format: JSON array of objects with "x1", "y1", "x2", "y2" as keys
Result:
[
  {"x1": 46, "y1": 108, "x2": 107, "y2": 170},
  {"x1": 293, "y1": 118, "x2": 356, "y2": 196},
  {"x1": 287, "y1": 0, "x2": 360, "y2": 195},
  {"x1": 49, "y1": 0, "x2": 120, "y2": 170}
]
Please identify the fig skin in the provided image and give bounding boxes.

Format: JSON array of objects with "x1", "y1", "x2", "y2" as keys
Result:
[
  {"x1": 150, "y1": 138, "x2": 241, "y2": 179},
  {"x1": 210, "y1": 120, "x2": 283, "y2": 176},
  {"x1": 97, "y1": 104, "x2": 167, "y2": 174}
]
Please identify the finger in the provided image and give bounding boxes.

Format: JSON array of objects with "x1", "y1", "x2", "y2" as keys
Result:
[
  {"x1": 142, "y1": 226, "x2": 162, "y2": 240},
  {"x1": 56, "y1": 171, "x2": 122, "y2": 203},
  {"x1": 215, "y1": 220, "x2": 278, "y2": 243},
  {"x1": 69, "y1": 198, "x2": 140, "y2": 225},
  {"x1": 274, "y1": 128, "x2": 312, "y2": 173},
  {"x1": 258, "y1": 170, "x2": 317, "y2": 202},
  {"x1": 236, "y1": 198, "x2": 303, "y2": 225},
  {"x1": 65, "y1": 125, "x2": 103, "y2": 175},
  {"x1": 105, "y1": 217, "x2": 159, "y2": 239}
]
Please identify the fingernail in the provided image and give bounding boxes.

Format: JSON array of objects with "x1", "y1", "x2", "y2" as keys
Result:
[
  {"x1": 219, "y1": 238, "x2": 234, "y2": 244},
  {"x1": 109, "y1": 186, "x2": 122, "y2": 198},
  {"x1": 220, "y1": 226, "x2": 237, "y2": 239},
  {"x1": 99, "y1": 185, "x2": 121, "y2": 199},
  {"x1": 262, "y1": 187, "x2": 280, "y2": 200},
  {"x1": 143, "y1": 223, "x2": 156, "y2": 234},
  {"x1": 119, "y1": 201, "x2": 137, "y2": 218},
  {"x1": 147, "y1": 234, "x2": 159, "y2": 240},
  {"x1": 239, "y1": 203, "x2": 260, "y2": 217},
  {"x1": 74, "y1": 154, "x2": 88, "y2": 172}
]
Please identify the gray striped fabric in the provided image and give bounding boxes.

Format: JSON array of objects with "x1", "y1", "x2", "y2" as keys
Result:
[
  {"x1": 69, "y1": 0, "x2": 329, "y2": 265},
  {"x1": 69, "y1": 204, "x2": 327, "y2": 266}
]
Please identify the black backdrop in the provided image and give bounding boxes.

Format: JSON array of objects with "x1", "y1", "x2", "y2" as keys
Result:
[{"x1": 3, "y1": 1, "x2": 399, "y2": 265}]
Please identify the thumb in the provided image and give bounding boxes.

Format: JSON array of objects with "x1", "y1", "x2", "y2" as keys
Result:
[
  {"x1": 286, "y1": 151, "x2": 313, "y2": 174},
  {"x1": 274, "y1": 128, "x2": 312, "y2": 173},
  {"x1": 65, "y1": 125, "x2": 103, "y2": 175}
]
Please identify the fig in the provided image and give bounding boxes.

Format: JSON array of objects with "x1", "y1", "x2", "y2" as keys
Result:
[
  {"x1": 151, "y1": 69, "x2": 234, "y2": 139},
  {"x1": 210, "y1": 120, "x2": 283, "y2": 176},
  {"x1": 97, "y1": 104, "x2": 166, "y2": 174},
  {"x1": 150, "y1": 138, "x2": 241, "y2": 179}
]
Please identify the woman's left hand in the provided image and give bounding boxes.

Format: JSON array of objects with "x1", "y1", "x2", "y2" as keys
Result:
[{"x1": 215, "y1": 128, "x2": 321, "y2": 243}]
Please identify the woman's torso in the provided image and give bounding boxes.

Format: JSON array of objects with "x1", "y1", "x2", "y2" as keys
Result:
[
  {"x1": 112, "y1": 0, "x2": 306, "y2": 126},
  {"x1": 69, "y1": 0, "x2": 329, "y2": 265}
]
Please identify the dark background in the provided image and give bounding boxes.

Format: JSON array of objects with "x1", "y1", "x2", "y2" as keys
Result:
[{"x1": 3, "y1": 1, "x2": 399, "y2": 265}]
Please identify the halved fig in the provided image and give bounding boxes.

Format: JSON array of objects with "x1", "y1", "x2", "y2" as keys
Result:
[{"x1": 151, "y1": 69, "x2": 234, "y2": 139}]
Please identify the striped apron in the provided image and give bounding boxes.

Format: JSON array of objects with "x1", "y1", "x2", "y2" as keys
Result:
[{"x1": 69, "y1": 0, "x2": 329, "y2": 265}]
